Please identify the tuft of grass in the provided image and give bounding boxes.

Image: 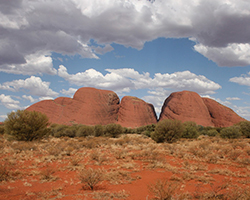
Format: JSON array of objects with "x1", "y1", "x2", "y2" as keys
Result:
[{"x1": 78, "y1": 168, "x2": 104, "y2": 190}]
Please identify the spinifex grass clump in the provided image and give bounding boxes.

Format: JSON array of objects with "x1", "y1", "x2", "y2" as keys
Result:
[{"x1": 4, "y1": 110, "x2": 50, "y2": 141}]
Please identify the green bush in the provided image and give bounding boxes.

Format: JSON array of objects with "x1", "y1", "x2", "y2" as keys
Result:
[
  {"x1": 0, "y1": 125, "x2": 4, "y2": 135},
  {"x1": 237, "y1": 121, "x2": 250, "y2": 138},
  {"x1": 206, "y1": 129, "x2": 219, "y2": 137},
  {"x1": 151, "y1": 119, "x2": 184, "y2": 143},
  {"x1": 104, "y1": 123, "x2": 123, "y2": 138},
  {"x1": 76, "y1": 125, "x2": 94, "y2": 137},
  {"x1": 94, "y1": 125, "x2": 104, "y2": 137},
  {"x1": 4, "y1": 110, "x2": 50, "y2": 141},
  {"x1": 182, "y1": 121, "x2": 199, "y2": 139},
  {"x1": 50, "y1": 124, "x2": 69, "y2": 137},
  {"x1": 220, "y1": 126, "x2": 242, "y2": 139}
]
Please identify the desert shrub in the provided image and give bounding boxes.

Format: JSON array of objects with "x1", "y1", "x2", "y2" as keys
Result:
[
  {"x1": 220, "y1": 126, "x2": 242, "y2": 139},
  {"x1": 76, "y1": 125, "x2": 94, "y2": 137},
  {"x1": 237, "y1": 121, "x2": 250, "y2": 138},
  {"x1": 51, "y1": 124, "x2": 78, "y2": 138},
  {"x1": 151, "y1": 119, "x2": 184, "y2": 143},
  {"x1": 104, "y1": 123, "x2": 123, "y2": 138},
  {"x1": 0, "y1": 125, "x2": 4, "y2": 135},
  {"x1": 148, "y1": 179, "x2": 178, "y2": 200},
  {"x1": 94, "y1": 124, "x2": 104, "y2": 137},
  {"x1": 182, "y1": 121, "x2": 199, "y2": 139},
  {"x1": 0, "y1": 164, "x2": 9, "y2": 182},
  {"x1": 4, "y1": 110, "x2": 50, "y2": 141},
  {"x1": 78, "y1": 168, "x2": 104, "y2": 190},
  {"x1": 200, "y1": 128, "x2": 219, "y2": 137}
]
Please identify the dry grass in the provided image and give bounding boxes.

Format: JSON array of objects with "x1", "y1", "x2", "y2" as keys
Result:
[{"x1": 0, "y1": 134, "x2": 249, "y2": 199}]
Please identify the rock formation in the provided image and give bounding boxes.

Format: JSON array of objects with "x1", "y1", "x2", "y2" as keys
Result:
[
  {"x1": 26, "y1": 88, "x2": 246, "y2": 128},
  {"x1": 159, "y1": 91, "x2": 246, "y2": 127},
  {"x1": 117, "y1": 96, "x2": 157, "y2": 127},
  {"x1": 26, "y1": 87, "x2": 157, "y2": 128},
  {"x1": 159, "y1": 91, "x2": 214, "y2": 127},
  {"x1": 202, "y1": 97, "x2": 246, "y2": 127},
  {"x1": 27, "y1": 87, "x2": 120, "y2": 126}
]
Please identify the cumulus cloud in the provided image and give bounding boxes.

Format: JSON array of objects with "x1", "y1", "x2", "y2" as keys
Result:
[
  {"x1": 58, "y1": 65, "x2": 221, "y2": 95},
  {"x1": 0, "y1": 76, "x2": 59, "y2": 97},
  {"x1": 229, "y1": 72, "x2": 250, "y2": 86},
  {"x1": 60, "y1": 88, "x2": 78, "y2": 97},
  {"x1": 0, "y1": 52, "x2": 57, "y2": 75},
  {"x1": 22, "y1": 95, "x2": 36, "y2": 102},
  {"x1": 0, "y1": 94, "x2": 21, "y2": 109},
  {"x1": 0, "y1": 0, "x2": 250, "y2": 70},
  {"x1": 194, "y1": 43, "x2": 250, "y2": 67},
  {"x1": 226, "y1": 97, "x2": 241, "y2": 101}
]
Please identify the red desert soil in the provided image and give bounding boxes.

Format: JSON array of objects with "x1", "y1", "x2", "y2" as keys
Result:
[
  {"x1": 0, "y1": 135, "x2": 249, "y2": 200},
  {"x1": 159, "y1": 91, "x2": 245, "y2": 127}
]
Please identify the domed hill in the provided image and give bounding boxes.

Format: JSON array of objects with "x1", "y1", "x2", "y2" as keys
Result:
[
  {"x1": 26, "y1": 87, "x2": 157, "y2": 127},
  {"x1": 202, "y1": 97, "x2": 246, "y2": 127},
  {"x1": 26, "y1": 87, "x2": 120, "y2": 125},
  {"x1": 117, "y1": 96, "x2": 157, "y2": 128},
  {"x1": 159, "y1": 91, "x2": 214, "y2": 127},
  {"x1": 159, "y1": 91, "x2": 246, "y2": 127}
]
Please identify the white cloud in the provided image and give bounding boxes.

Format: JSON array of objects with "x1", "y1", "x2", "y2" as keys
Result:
[
  {"x1": 60, "y1": 88, "x2": 78, "y2": 97},
  {"x1": 0, "y1": 94, "x2": 21, "y2": 109},
  {"x1": 229, "y1": 72, "x2": 250, "y2": 86},
  {"x1": 0, "y1": 76, "x2": 59, "y2": 97},
  {"x1": 0, "y1": 0, "x2": 250, "y2": 68},
  {"x1": 0, "y1": 115, "x2": 7, "y2": 121},
  {"x1": 58, "y1": 65, "x2": 221, "y2": 96},
  {"x1": 226, "y1": 97, "x2": 241, "y2": 101},
  {"x1": 0, "y1": 51, "x2": 57, "y2": 75},
  {"x1": 194, "y1": 43, "x2": 250, "y2": 67},
  {"x1": 22, "y1": 95, "x2": 36, "y2": 102}
]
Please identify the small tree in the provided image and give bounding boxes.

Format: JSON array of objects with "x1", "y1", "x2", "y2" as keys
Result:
[
  {"x1": 220, "y1": 126, "x2": 242, "y2": 139},
  {"x1": 4, "y1": 110, "x2": 50, "y2": 141},
  {"x1": 237, "y1": 121, "x2": 250, "y2": 138},
  {"x1": 152, "y1": 119, "x2": 184, "y2": 143},
  {"x1": 104, "y1": 123, "x2": 123, "y2": 138},
  {"x1": 182, "y1": 121, "x2": 199, "y2": 139}
]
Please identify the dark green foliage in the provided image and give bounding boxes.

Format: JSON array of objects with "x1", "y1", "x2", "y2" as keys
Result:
[
  {"x1": 200, "y1": 127, "x2": 219, "y2": 137},
  {"x1": 4, "y1": 110, "x2": 50, "y2": 141},
  {"x1": 76, "y1": 125, "x2": 94, "y2": 137},
  {"x1": 220, "y1": 126, "x2": 242, "y2": 139},
  {"x1": 151, "y1": 119, "x2": 184, "y2": 143},
  {"x1": 182, "y1": 121, "x2": 199, "y2": 139},
  {"x1": 0, "y1": 124, "x2": 4, "y2": 135},
  {"x1": 94, "y1": 125, "x2": 104, "y2": 137},
  {"x1": 50, "y1": 124, "x2": 70, "y2": 137},
  {"x1": 206, "y1": 129, "x2": 219, "y2": 137},
  {"x1": 237, "y1": 121, "x2": 250, "y2": 138},
  {"x1": 104, "y1": 123, "x2": 123, "y2": 138}
]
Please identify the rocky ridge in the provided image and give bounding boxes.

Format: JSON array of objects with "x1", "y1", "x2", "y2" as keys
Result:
[{"x1": 26, "y1": 88, "x2": 246, "y2": 128}]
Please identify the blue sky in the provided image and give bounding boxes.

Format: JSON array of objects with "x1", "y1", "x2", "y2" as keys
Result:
[{"x1": 1, "y1": 0, "x2": 250, "y2": 121}]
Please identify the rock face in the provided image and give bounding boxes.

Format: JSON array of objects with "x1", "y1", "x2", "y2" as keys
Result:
[
  {"x1": 26, "y1": 88, "x2": 246, "y2": 128},
  {"x1": 117, "y1": 96, "x2": 157, "y2": 128},
  {"x1": 159, "y1": 91, "x2": 214, "y2": 127},
  {"x1": 159, "y1": 91, "x2": 246, "y2": 127},
  {"x1": 27, "y1": 87, "x2": 120, "y2": 126},
  {"x1": 26, "y1": 87, "x2": 156, "y2": 127},
  {"x1": 202, "y1": 98, "x2": 246, "y2": 127}
]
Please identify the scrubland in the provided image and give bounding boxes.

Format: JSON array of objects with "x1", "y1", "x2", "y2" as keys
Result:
[{"x1": 0, "y1": 134, "x2": 250, "y2": 200}]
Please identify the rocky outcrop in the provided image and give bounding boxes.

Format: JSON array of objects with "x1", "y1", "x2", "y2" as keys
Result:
[
  {"x1": 117, "y1": 96, "x2": 157, "y2": 128},
  {"x1": 26, "y1": 87, "x2": 156, "y2": 127},
  {"x1": 202, "y1": 97, "x2": 246, "y2": 127},
  {"x1": 27, "y1": 87, "x2": 120, "y2": 126},
  {"x1": 159, "y1": 91, "x2": 246, "y2": 127},
  {"x1": 159, "y1": 91, "x2": 214, "y2": 127},
  {"x1": 26, "y1": 88, "x2": 246, "y2": 128}
]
